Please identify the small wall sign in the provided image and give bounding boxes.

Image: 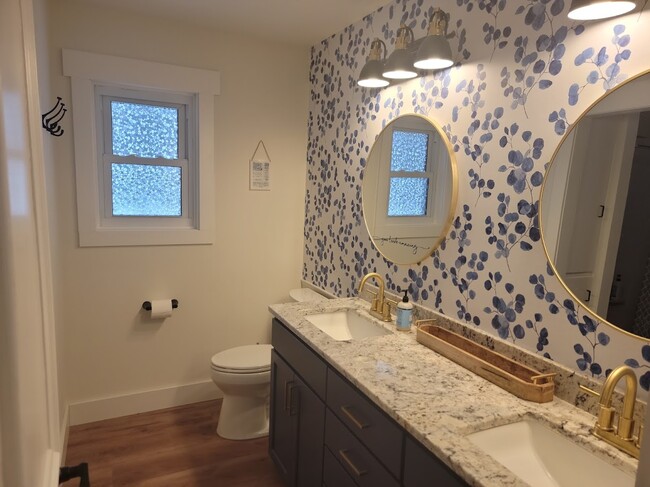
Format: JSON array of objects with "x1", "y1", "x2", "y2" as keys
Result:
[{"x1": 249, "y1": 140, "x2": 271, "y2": 191}]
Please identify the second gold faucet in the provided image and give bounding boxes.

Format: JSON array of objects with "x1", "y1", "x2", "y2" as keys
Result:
[{"x1": 580, "y1": 365, "x2": 642, "y2": 458}]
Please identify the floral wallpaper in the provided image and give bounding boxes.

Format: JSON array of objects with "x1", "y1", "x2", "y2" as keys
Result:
[{"x1": 303, "y1": 0, "x2": 650, "y2": 389}]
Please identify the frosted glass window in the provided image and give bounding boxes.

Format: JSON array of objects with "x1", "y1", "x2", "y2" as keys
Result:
[
  {"x1": 111, "y1": 101, "x2": 179, "y2": 159},
  {"x1": 388, "y1": 177, "x2": 428, "y2": 216},
  {"x1": 111, "y1": 163, "x2": 181, "y2": 216},
  {"x1": 390, "y1": 130, "x2": 429, "y2": 172}
]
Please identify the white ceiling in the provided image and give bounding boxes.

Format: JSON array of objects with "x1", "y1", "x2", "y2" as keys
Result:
[{"x1": 83, "y1": 0, "x2": 391, "y2": 46}]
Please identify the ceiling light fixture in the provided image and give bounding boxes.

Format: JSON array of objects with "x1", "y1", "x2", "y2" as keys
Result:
[
  {"x1": 382, "y1": 24, "x2": 417, "y2": 80},
  {"x1": 567, "y1": 0, "x2": 636, "y2": 19},
  {"x1": 414, "y1": 8, "x2": 454, "y2": 70},
  {"x1": 357, "y1": 39, "x2": 390, "y2": 88}
]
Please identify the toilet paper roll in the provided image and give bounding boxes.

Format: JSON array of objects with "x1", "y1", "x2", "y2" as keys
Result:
[{"x1": 150, "y1": 299, "x2": 173, "y2": 319}]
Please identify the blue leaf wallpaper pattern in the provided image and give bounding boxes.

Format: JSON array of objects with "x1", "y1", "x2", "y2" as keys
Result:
[{"x1": 303, "y1": 0, "x2": 650, "y2": 388}]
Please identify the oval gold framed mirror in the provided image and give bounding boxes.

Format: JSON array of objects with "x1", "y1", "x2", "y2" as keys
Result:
[
  {"x1": 362, "y1": 114, "x2": 458, "y2": 265},
  {"x1": 541, "y1": 71, "x2": 650, "y2": 340}
]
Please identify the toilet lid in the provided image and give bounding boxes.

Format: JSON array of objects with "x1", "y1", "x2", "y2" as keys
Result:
[
  {"x1": 210, "y1": 344, "x2": 272, "y2": 373},
  {"x1": 289, "y1": 288, "x2": 326, "y2": 302}
]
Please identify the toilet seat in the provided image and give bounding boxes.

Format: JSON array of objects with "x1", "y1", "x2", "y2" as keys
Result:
[{"x1": 210, "y1": 344, "x2": 272, "y2": 374}]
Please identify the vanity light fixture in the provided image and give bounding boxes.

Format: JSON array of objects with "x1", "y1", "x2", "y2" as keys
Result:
[
  {"x1": 413, "y1": 8, "x2": 454, "y2": 70},
  {"x1": 382, "y1": 24, "x2": 418, "y2": 80},
  {"x1": 358, "y1": 39, "x2": 390, "y2": 88},
  {"x1": 357, "y1": 10, "x2": 455, "y2": 88},
  {"x1": 567, "y1": 0, "x2": 636, "y2": 20}
]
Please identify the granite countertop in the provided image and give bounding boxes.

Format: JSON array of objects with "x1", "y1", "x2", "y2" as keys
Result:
[{"x1": 269, "y1": 297, "x2": 639, "y2": 487}]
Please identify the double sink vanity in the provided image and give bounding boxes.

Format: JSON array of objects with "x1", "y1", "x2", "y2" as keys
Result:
[
  {"x1": 268, "y1": 293, "x2": 640, "y2": 487},
  {"x1": 267, "y1": 47, "x2": 650, "y2": 487}
]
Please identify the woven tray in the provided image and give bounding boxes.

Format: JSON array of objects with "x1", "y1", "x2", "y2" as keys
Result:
[{"x1": 416, "y1": 321, "x2": 555, "y2": 403}]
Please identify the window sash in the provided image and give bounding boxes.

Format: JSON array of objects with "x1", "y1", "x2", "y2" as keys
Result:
[
  {"x1": 100, "y1": 89, "x2": 188, "y2": 160},
  {"x1": 95, "y1": 86, "x2": 196, "y2": 228},
  {"x1": 100, "y1": 155, "x2": 191, "y2": 227}
]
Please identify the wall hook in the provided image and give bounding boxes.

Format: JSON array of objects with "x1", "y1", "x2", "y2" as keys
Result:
[{"x1": 42, "y1": 97, "x2": 66, "y2": 137}]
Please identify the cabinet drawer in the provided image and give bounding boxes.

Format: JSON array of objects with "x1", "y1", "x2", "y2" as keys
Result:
[
  {"x1": 326, "y1": 369, "x2": 403, "y2": 478},
  {"x1": 272, "y1": 318, "x2": 327, "y2": 399},
  {"x1": 323, "y1": 446, "x2": 359, "y2": 487},
  {"x1": 325, "y1": 410, "x2": 399, "y2": 487},
  {"x1": 404, "y1": 436, "x2": 468, "y2": 487}
]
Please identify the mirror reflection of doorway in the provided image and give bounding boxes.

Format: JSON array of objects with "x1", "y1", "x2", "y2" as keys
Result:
[
  {"x1": 609, "y1": 112, "x2": 650, "y2": 335},
  {"x1": 543, "y1": 109, "x2": 650, "y2": 337}
]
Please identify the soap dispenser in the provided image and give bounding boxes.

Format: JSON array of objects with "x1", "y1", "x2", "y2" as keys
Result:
[{"x1": 396, "y1": 289, "x2": 413, "y2": 331}]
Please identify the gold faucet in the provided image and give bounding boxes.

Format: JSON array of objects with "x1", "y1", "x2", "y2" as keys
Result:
[
  {"x1": 358, "y1": 272, "x2": 392, "y2": 322},
  {"x1": 580, "y1": 365, "x2": 642, "y2": 458}
]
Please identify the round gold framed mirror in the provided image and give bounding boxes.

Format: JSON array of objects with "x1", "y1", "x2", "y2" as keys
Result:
[
  {"x1": 362, "y1": 114, "x2": 458, "y2": 265},
  {"x1": 541, "y1": 71, "x2": 650, "y2": 340}
]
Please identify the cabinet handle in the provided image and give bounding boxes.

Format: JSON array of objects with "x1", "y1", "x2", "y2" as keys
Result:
[
  {"x1": 340, "y1": 405, "x2": 369, "y2": 430},
  {"x1": 288, "y1": 382, "x2": 298, "y2": 416},
  {"x1": 284, "y1": 380, "x2": 294, "y2": 415},
  {"x1": 338, "y1": 449, "x2": 368, "y2": 477}
]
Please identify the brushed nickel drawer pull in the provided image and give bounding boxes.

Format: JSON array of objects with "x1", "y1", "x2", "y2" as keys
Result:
[
  {"x1": 340, "y1": 405, "x2": 370, "y2": 430},
  {"x1": 338, "y1": 449, "x2": 368, "y2": 477}
]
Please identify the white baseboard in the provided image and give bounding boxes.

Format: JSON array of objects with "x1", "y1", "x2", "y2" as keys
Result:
[{"x1": 69, "y1": 380, "x2": 221, "y2": 426}]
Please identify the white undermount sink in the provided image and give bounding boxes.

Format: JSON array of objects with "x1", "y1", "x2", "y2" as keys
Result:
[
  {"x1": 467, "y1": 420, "x2": 635, "y2": 487},
  {"x1": 305, "y1": 309, "x2": 392, "y2": 341}
]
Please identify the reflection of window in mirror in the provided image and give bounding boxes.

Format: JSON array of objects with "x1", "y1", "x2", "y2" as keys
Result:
[
  {"x1": 373, "y1": 117, "x2": 451, "y2": 240},
  {"x1": 387, "y1": 129, "x2": 432, "y2": 217}
]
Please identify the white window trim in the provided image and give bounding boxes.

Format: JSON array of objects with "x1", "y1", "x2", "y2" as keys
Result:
[{"x1": 63, "y1": 49, "x2": 220, "y2": 247}]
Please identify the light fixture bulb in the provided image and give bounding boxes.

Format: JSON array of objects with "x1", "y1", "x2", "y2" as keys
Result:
[
  {"x1": 358, "y1": 39, "x2": 390, "y2": 88},
  {"x1": 568, "y1": 0, "x2": 635, "y2": 19},
  {"x1": 414, "y1": 9, "x2": 454, "y2": 70},
  {"x1": 383, "y1": 25, "x2": 417, "y2": 80}
]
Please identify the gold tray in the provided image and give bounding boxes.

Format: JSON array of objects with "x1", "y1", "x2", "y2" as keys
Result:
[{"x1": 416, "y1": 321, "x2": 555, "y2": 403}]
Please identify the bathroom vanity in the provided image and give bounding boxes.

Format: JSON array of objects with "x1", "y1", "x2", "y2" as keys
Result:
[
  {"x1": 268, "y1": 297, "x2": 639, "y2": 487},
  {"x1": 270, "y1": 316, "x2": 465, "y2": 487}
]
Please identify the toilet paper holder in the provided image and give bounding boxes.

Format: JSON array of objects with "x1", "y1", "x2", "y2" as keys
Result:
[{"x1": 142, "y1": 299, "x2": 179, "y2": 311}]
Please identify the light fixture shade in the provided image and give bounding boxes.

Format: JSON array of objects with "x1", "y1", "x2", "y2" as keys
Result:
[
  {"x1": 413, "y1": 35, "x2": 453, "y2": 70},
  {"x1": 383, "y1": 48, "x2": 417, "y2": 79},
  {"x1": 568, "y1": 0, "x2": 635, "y2": 19},
  {"x1": 382, "y1": 24, "x2": 417, "y2": 80},
  {"x1": 358, "y1": 59, "x2": 390, "y2": 87},
  {"x1": 358, "y1": 38, "x2": 389, "y2": 88}
]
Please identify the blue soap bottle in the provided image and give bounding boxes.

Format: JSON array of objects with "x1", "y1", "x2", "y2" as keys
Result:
[{"x1": 396, "y1": 289, "x2": 413, "y2": 331}]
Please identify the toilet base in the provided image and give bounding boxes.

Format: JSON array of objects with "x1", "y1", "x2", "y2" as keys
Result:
[{"x1": 216, "y1": 394, "x2": 269, "y2": 440}]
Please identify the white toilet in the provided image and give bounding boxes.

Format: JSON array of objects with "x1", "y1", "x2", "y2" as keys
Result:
[
  {"x1": 210, "y1": 287, "x2": 326, "y2": 440},
  {"x1": 211, "y1": 344, "x2": 273, "y2": 440}
]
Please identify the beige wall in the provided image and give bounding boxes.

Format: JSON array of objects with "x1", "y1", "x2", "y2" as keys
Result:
[{"x1": 44, "y1": 0, "x2": 309, "y2": 411}]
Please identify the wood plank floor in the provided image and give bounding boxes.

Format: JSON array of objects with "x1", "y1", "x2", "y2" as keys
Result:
[{"x1": 63, "y1": 400, "x2": 285, "y2": 487}]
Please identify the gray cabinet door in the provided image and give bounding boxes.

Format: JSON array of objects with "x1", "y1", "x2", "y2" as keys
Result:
[
  {"x1": 295, "y1": 374, "x2": 325, "y2": 487},
  {"x1": 404, "y1": 436, "x2": 468, "y2": 487},
  {"x1": 269, "y1": 351, "x2": 297, "y2": 487}
]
